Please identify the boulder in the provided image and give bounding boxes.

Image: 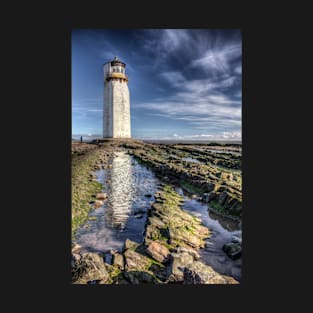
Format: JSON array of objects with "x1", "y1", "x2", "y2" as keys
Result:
[
  {"x1": 71, "y1": 253, "x2": 81, "y2": 268},
  {"x1": 71, "y1": 244, "x2": 81, "y2": 254},
  {"x1": 96, "y1": 193, "x2": 107, "y2": 200},
  {"x1": 202, "y1": 193, "x2": 210, "y2": 203},
  {"x1": 183, "y1": 261, "x2": 239, "y2": 284},
  {"x1": 124, "y1": 249, "x2": 151, "y2": 271},
  {"x1": 94, "y1": 200, "x2": 104, "y2": 207},
  {"x1": 202, "y1": 192, "x2": 215, "y2": 203},
  {"x1": 230, "y1": 202, "x2": 242, "y2": 215},
  {"x1": 146, "y1": 241, "x2": 170, "y2": 263},
  {"x1": 72, "y1": 252, "x2": 110, "y2": 284},
  {"x1": 168, "y1": 252, "x2": 194, "y2": 282},
  {"x1": 223, "y1": 242, "x2": 242, "y2": 260},
  {"x1": 206, "y1": 184, "x2": 215, "y2": 192},
  {"x1": 149, "y1": 263, "x2": 168, "y2": 282},
  {"x1": 218, "y1": 191, "x2": 228, "y2": 206},
  {"x1": 124, "y1": 271, "x2": 160, "y2": 284},
  {"x1": 124, "y1": 239, "x2": 140, "y2": 251},
  {"x1": 112, "y1": 253, "x2": 124, "y2": 269}
]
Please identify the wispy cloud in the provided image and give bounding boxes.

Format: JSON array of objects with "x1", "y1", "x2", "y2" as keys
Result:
[
  {"x1": 140, "y1": 131, "x2": 241, "y2": 141},
  {"x1": 190, "y1": 44, "x2": 241, "y2": 75},
  {"x1": 159, "y1": 71, "x2": 185, "y2": 86},
  {"x1": 134, "y1": 29, "x2": 242, "y2": 136},
  {"x1": 133, "y1": 73, "x2": 241, "y2": 133},
  {"x1": 72, "y1": 29, "x2": 241, "y2": 138}
]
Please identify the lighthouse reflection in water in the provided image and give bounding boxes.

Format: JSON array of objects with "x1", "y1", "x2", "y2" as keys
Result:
[
  {"x1": 105, "y1": 152, "x2": 133, "y2": 230},
  {"x1": 75, "y1": 151, "x2": 159, "y2": 254}
]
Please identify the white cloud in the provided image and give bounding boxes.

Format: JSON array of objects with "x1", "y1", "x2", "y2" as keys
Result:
[
  {"x1": 234, "y1": 65, "x2": 242, "y2": 74},
  {"x1": 137, "y1": 31, "x2": 242, "y2": 135},
  {"x1": 159, "y1": 71, "x2": 185, "y2": 86},
  {"x1": 190, "y1": 44, "x2": 241, "y2": 75},
  {"x1": 140, "y1": 131, "x2": 241, "y2": 141}
]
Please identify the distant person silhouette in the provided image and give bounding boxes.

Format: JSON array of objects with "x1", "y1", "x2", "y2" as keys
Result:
[{"x1": 80, "y1": 136, "x2": 83, "y2": 143}]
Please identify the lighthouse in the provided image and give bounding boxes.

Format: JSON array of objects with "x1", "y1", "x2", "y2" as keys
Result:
[{"x1": 103, "y1": 56, "x2": 131, "y2": 138}]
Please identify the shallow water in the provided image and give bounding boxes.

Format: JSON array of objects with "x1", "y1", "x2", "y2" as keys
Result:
[
  {"x1": 75, "y1": 151, "x2": 159, "y2": 255},
  {"x1": 182, "y1": 156, "x2": 203, "y2": 164},
  {"x1": 177, "y1": 190, "x2": 241, "y2": 280},
  {"x1": 74, "y1": 150, "x2": 241, "y2": 281}
]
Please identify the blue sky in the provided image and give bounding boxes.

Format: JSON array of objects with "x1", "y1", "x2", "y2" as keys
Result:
[{"x1": 72, "y1": 29, "x2": 241, "y2": 140}]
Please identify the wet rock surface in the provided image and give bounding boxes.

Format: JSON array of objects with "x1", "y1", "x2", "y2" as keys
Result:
[
  {"x1": 72, "y1": 252, "x2": 111, "y2": 284},
  {"x1": 146, "y1": 241, "x2": 170, "y2": 263},
  {"x1": 183, "y1": 261, "x2": 239, "y2": 284},
  {"x1": 72, "y1": 183, "x2": 239, "y2": 284},
  {"x1": 223, "y1": 242, "x2": 242, "y2": 260},
  {"x1": 123, "y1": 141, "x2": 242, "y2": 219},
  {"x1": 71, "y1": 140, "x2": 242, "y2": 284}
]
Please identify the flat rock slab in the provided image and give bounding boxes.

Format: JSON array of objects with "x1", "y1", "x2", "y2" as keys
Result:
[
  {"x1": 124, "y1": 249, "x2": 151, "y2": 272},
  {"x1": 146, "y1": 241, "x2": 170, "y2": 263},
  {"x1": 183, "y1": 261, "x2": 239, "y2": 284},
  {"x1": 169, "y1": 252, "x2": 194, "y2": 282}
]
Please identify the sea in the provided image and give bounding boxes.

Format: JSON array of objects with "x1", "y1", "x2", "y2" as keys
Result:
[{"x1": 72, "y1": 135, "x2": 241, "y2": 145}]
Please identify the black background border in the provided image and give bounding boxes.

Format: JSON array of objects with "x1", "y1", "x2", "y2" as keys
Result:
[{"x1": 10, "y1": 3, "x2": 305, "y2": 310}]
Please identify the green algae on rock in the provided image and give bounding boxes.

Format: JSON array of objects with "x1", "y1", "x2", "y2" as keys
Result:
[
  {"x1": 124, "y1": 141, "x2": 242, "y2": 219},
  {"x1": 71, "y1": 144, "x2": 107, "y2": 237}
]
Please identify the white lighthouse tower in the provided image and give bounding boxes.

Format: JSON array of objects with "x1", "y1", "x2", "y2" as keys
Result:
[{"x1": 103, "y1": 56, "x2": 131, "y2": 138}]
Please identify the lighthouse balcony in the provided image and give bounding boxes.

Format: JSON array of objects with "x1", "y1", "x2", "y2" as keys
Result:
[{"x1": 106, "y1": 72, "x2": 128, "y2": 82}]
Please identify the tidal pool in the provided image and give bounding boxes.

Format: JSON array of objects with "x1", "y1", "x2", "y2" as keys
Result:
[{"x1": 74, "y1": 150, "x2": 242, "y2": 281}]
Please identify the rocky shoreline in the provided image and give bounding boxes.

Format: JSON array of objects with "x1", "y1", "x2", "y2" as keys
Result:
[
  {"x1": 72, "y1": 184, "x2": 238, "y2": 284},
  {"x1": 71, "y1": 140, "x2": 242, "y2": 284},
  {"x1": 72, "y1": 142, "x2": 123, "y2": 236},
  {"x1": 123, "y1": 141, "x2": 242, "y2": 220}
]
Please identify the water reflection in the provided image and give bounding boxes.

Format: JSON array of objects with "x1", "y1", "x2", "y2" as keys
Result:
[
  {"x1": 177, "y1": 188, "x2": 242, "y2": 281},
  {"x1": 182, "y1": 156, "x2": 203, "y2": 164},
  {"x1": 105, "y1": 152, "x2": 133, "y2": 230},
  {"x1": 74, "y1": 150, "x2": 241, "y2": 280},
  {"x1": 75, "y1": 151, "x2": 160, "y2": 254},
  {"x1": 208, "y1": 210, "x2": 239, "y2": 232}
]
